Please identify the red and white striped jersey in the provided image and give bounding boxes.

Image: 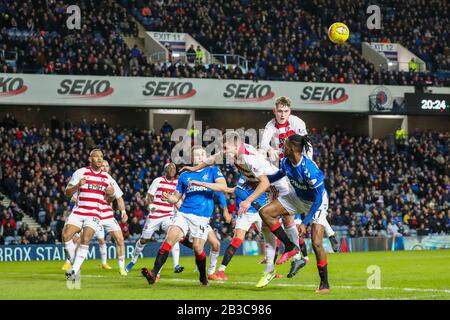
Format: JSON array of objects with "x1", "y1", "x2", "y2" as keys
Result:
[
  {"x1": 261, "y1": 115, "x2": 310, "y2": 159},
  {"x1": 234, "y1": 143, "x2": 292, "y2": 197},
  {"x1": 69, "y1": 167, "x2": 123, "y2": 220},
  {"x1": 147, "y1": 176, "x2": 178, "y2": 219}
]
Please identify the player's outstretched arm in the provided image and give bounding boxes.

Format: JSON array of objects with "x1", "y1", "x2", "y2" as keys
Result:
[
  {"x1": 267, "y1": 170, "x2": 286, "y2": 183},
  {"x1": 189, "y1": 179, "x2": 233, "y2": 193},
  {"x1": 238, "y1": 175, "x2": 270, "y2": 215},
  {"x1": 189, "y1": 177, "x2": 228, "y2": 191},
  {"x1": 180, "y1": 153, "x2": 222, "y2": 172}
]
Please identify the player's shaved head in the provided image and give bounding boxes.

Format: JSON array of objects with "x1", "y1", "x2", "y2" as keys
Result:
[
  {"x1": 89, "y1": 148, "x2": 104, "y2": 171},
  {"x1": 164, "y1": 162, "x2": 177, "y2": 178},
  {"x1": 90, "y1": 148, "x2": 103, "y2": 157}
]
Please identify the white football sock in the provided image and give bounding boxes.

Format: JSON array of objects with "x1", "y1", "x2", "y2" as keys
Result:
[
  {"x1": 72, "y1": 244, "x2": 89, "y2": 274},
  {"x1": 285, "y1": 224, "x2": 302, "y2": 261},
  {"x1": 99, "y1": 243, "x2": 107, "y2": 265},
  {"x1": 64, "y1": 240, "x2": 76, "y2": 264},
  {"x1": 218, "y1": 264, "x2": 227, "y2": 272},
  {"x1": 262, "y1": 227, "x2": 277, "y2": 273},
  {"x1": 208, "y1": 251, "x2": 220, "y2": 275},
  {"x1": 131, "y1": 240, "x2": 145, "y2": 264},
  {"x1": 118, "y1": 256, "x2": 125, "y2": 269},
  {"x1": 285, "y1": 224, "x2": 299, "y2": 246},
  {"x1": 171, "y1": 242, "x2": 180, "y2": 267}
]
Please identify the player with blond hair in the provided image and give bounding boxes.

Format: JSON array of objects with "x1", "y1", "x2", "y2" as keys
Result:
[{"x1": 261, "y1": 96, "x2": 339, "y2": 253}]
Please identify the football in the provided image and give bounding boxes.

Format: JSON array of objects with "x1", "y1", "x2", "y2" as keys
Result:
[{"x1": 328, "y1": 22, "x2": 350, "y2": 44}]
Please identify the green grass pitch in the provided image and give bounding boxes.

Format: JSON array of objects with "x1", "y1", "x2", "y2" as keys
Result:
[{"x1": 0, "y1": 250, "x2": 449, "y2": 300}]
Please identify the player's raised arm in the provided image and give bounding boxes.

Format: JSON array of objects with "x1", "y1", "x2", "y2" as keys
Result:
[
  {"x1": 180, "y1": 152, "x2": 222, "y2": 172},
  {"x1": 267, "y1": 169, "x2": 286, "y2": 183},
  {"x1": 189, "y1": 178, "x2": 231, "y2": 193},
  {"x1": 261, "y1": 123, "x2": 278, "y2": 162}
]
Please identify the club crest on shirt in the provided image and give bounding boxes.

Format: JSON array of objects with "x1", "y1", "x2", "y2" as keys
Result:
[{"x1": 202, "y1": 173, "x2": 209, "y2": 181}]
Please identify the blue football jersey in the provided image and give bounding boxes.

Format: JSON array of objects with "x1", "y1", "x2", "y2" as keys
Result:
[
  {"x1": 234, "y1": 175, "x2": 267, "y2": 214},
  {"x1": 176, "y1": 167, "x2": 225, "y2": 218},
  {"x1": 280, "y1": 156, "x2": 326, "y2": 202}
]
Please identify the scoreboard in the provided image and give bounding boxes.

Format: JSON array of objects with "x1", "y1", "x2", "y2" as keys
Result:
[{"x1": 404, "y1": 93, "x2": 450, "y2": 115}]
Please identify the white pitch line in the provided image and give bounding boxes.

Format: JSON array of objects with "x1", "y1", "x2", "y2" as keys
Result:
[{"x1": 2, "y1": 272, "x2": 450, "y2": 295}]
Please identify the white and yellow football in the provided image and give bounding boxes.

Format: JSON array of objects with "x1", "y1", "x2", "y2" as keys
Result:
[{"x1": 328, "y1": 22, "x2": 350, "y2": 44}]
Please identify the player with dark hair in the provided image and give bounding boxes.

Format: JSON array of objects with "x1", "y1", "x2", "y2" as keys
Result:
[
  {"x1": 126, "y1": 162, "x2": 184, "y2": 277},
  {"x1": 241, "y1": 134, "x2": 331, "y2": 292},
  {"x1": 181, "y1": 132, "x2": 306, "y2": 288}
]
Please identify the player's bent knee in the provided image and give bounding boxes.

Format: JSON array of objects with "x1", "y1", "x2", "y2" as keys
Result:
[
  {"x1": 115, "y1": 235, "x2": 124, "y2": 246},
  {"x1": 312, "y1": 240, "x2": 323, "y2": 250},
  {"x1": 211, "y1": 241, "x2": 220, "y2": 252},
  {"x1": 193, "y1": 246, "x2": 203, "y2": 255}
]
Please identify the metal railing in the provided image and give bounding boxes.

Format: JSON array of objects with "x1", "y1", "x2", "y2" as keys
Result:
[
  {"x1": 397, "y1": 61, "x2": 427, "y2": 73},
  {"x1": 148, "y1": 51, "x2": 249, "y2": 73}
]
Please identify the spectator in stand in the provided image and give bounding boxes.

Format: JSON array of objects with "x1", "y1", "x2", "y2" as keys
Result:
[
  {"x1": 195, "y1": 46, "x2": 204, "y2": 64},
  {"x1": 131, "y1": 45, "x2": 142, "y2": 59},
  {"x1": 409, "y1": 58, "x2": 417, "y2": 72},
  {"x1": 2, "y1": 212, "x2": 16, "y2": 229},
  {"x1": 186, "y1": 44, "x2": 196, "y2": 63},
  {"x1": 128, "y1": 217, "x2": 142, "y2": 237},
  {"x1": 387, "y1": 220, "x2": 403, "y2": 237},
  {"x1": 160, "y1": 120, "x2": 173, "y2": 136},
  {"x1": 2, "y1": 222, "x2": 15, "y2": 237},
  {"x1": 0, "y1": 114, "x2": 448, "y2": 244}
]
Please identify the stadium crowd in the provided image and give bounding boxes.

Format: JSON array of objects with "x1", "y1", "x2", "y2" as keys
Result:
[
  {"x1": 0, "y1": 113, "x2": 449, "y2": 246},
  {"x1": 301, "y1": 0, "x2": 450, "y2": 73},
  {"x1": 122, "y1": 0, "x2": 449, "y2": 85},
  {"x1": 1, "y1": 0, "x2": 449, "y2": 85}
]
